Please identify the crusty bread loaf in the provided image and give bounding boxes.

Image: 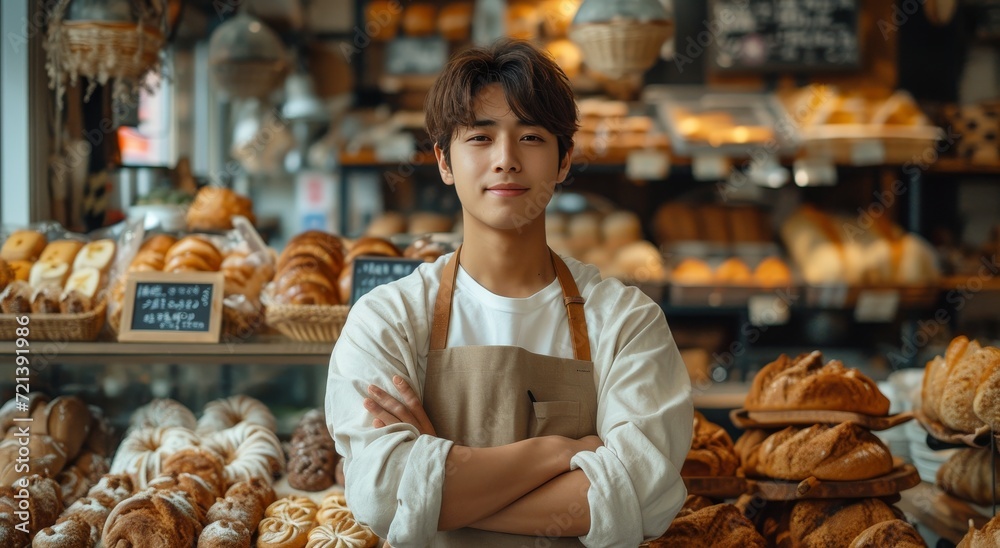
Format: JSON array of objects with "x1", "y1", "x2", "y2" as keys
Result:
[
  {"x1": 958, "y1": 513, "x2": 1000, "y2": 548},
  {"x1": 647, "y1": 503, "x2": 766, "y2": 547},
  {"x1": 937, "y1": 448, "x2": 1000, "y2": 506},
  {"x1": 746, "y1": 351, "x2": 890, "y2": 416},
  {"x1": 682, "y1": 411, "x2": 739, "y2": 477},
  {"x1": 939, "y1": 339, "x2": 991, "y2": 433},
  {"x1": 785, "y1": 498, "x2": 900, "y2": 548},
  {"x1": 972, "y1": 346, "x2": 1000, "y2": 431},
  {"x1": 848, "y1": 519, "x2": 926, "y2": 548},
  {"x1": 187, "y1": 186, "x2": 255, "y2": 231},
  {"x1": 751, "y1": 423, "x2": 894, "y2": 481}
]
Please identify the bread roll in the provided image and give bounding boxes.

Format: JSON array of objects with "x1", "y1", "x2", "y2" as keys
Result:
[
  {"x1": 611, "y1": 241, "x2": 666, "y2": 281},
  {"x1": 937, "y1": 448, "x2": 1000, "y2": 506},
  {"x1": 366, "y1": 0, "x2": 403, "y2": 41},
  {"x1": 849, "y1": 519, "x2": 927, "y2": 547},
  {"x1": 63, "y1": 266, "x2": 102, "y2": 300},
  {"x1": 746, "y1": 351, "x2": 890, "y2": 416},
  {"x1": 438, "y1": 2, "x2": 472, "y2": 40},
  {"x1": 29, "y1": 260, "x2": 71, "y2": 288},
  {"x1": 39, "y1": 240, "x2": 85, "y2": 266},
  {"x1": 140, "y1": 234, "x2": 178, "y2": 255},
  {"x1": 601, "y1": 211, "x2": 642, "y2": 253},
  {"x1": 754, "y1": 257, "x2": 792, "y2": 286},
  {"x1": 31, "y1": 285, "x2": 61, "y2": 313},
  {"x1": 364, "y1": 212, "x2": 407, "y2": 238},
  {"x1": 653, "y1": 203, "x2": 700, "y2": 243},
  {"x1": 672, "y1": 258, "x2": 713, "y2": 284},
  {"x1": 344, "y1": 237, "x2": 401, "y2": 264},
  {"x1": 73, "y1": 239, "x2": 117, "y2": 273},
  {"x1": 751, "y1": 423, "x2": 894, "y2": 481},
  {"x1": 402, "y1": 3, "x2": 436, "y2": 36},
  {"x1": 164, "y1": 236, "x2": 223, "y2": 273},
  {"x1": 715, "y1": 257, "x2": 752, "y2": 284},
  {"x1": 507, "y1": 3, "x2": 539, "y2": 40},
  {"x1": 187, "y1": 186, "x2": 255, "y2": 231},
  {"x1": 1, "y1": 229, "x2": 47, "y2": 261},
  {"x1": 408, "y1": 211, "x2": 453, "y2": 235}
]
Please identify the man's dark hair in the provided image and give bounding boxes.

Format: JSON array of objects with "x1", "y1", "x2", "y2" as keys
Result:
[{"x1": 425, "y1": 38, "x2": 579, "y2": 167}]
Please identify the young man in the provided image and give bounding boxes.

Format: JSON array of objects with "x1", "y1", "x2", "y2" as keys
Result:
[{"x1": 325, "y1": 39, "x2": 692, "y2": 547}]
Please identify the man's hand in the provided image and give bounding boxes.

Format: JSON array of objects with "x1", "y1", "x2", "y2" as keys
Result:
[{"x1": 364, "y1": 375, "x2": 437, "y2": 436}]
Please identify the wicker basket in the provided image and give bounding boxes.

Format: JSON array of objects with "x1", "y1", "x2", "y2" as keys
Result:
[
  {"x1": 59, "y1": 20, "x2": 163, "y2": 82},
  {"x1": 265, "y1": 304, "x2": 350, "y2": 343},
  {"x1": 569, "y1": 20, "x2": 673, "y2": 78},
  {"x1": 0, "y1": 300, "x2": 107, "y2": 342}
]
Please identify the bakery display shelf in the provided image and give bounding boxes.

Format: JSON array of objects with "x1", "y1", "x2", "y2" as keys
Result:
[
  {"x1": 898, "y1": 483, "x2": 996, "y2": 544},
  {"x1": 914, "y1": 407, "x2": 995, "y2": 449},
  {"x1": 803, "y1": 284, "x2": 940, "y2": 309},
  {"x1": 730, "y1": 408, "x2": 914, "y2": 431},
  {"x1": 668, "y1": 283, "x2": 801, "y2": 308},
  {"x1": 0, "y1": 335, "x2": 334, "y2": 365},
  {"x1": 682, "y1": 476, "x2": 748, "y2": 499},
  {"x1": 927, "y1": 158, "x2": 1000, "y2": 176},
  {"x1": 745, "y1": 463, "x2": 920, "y2": 501}
]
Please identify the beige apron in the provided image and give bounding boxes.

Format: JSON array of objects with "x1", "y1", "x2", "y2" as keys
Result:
[{"x1": 422, "y1": 246, "x2": 598, "y2": 547}]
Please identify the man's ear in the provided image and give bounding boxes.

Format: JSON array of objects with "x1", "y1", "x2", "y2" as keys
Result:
[
  {"x1": 434, "y1": 144, "x2": 455, "y2": 185},
  {"x1": 556, "y1": 146, "x2": 574, "y2": 183}
]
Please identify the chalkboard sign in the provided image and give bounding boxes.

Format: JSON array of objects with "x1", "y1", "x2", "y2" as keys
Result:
[
  {"x1": 118, "y1": 271, "x2": 225, "y2": 343},
  {"x1": 351, "y1": 257, "x2": 425, "y2": 306},
  {"x1": 709, "y1": 0, "x2": 860, "y2": 72}
]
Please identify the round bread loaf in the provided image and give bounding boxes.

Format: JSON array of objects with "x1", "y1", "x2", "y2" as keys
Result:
[
  {"x1": 647, "y1": 503, "x2": 766, "y2": 547},
  {"x1": 197, "y1": 395, "x2": 278, "y2": 435},
  {"x1": 785, "y1": 498, "x2": 900, "y2": 548},
  {"x1": 202, "y1": 423, "x2": 285, "y2": 488},
  {"x1": 752, "y1": 423, "x2": 894, "y2": 481},
  {"x1": 102, "y1": 488, "x2": 203, "y2": 548},
  {"x1": 130, "y1": 399, "x2": 198, "y2": 431},
  {"x1": 937, "y1": 448, "x2": 1000, "y2": 506},
  {"x1": 198, "y1": 518, "x2": 252, "y2": 548},
  {"x1": 958, "y1": 513, "x2": 1000, "y2": 548},
  {"x1": 745, "y1": 351, "x2": 890, "y2": 416}
]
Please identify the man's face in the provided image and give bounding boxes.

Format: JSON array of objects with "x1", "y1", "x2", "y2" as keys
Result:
[{"x1": 435, "y1": 83, "x2": 572, "y2": 233}]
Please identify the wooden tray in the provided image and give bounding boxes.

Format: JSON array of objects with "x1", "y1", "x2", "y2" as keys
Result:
[
  {"x1": 730, "y1": 408, "x2": 913, "y2": 431},
  {"x1": 745, "y1": 464, "x2": 921, "y2": 501},
  {"x1": 682, "y1": 476, "x2": 748, "y2": 499},
  {"x1": 914, "y1": 407, "x2": 994, "y2": 449}
]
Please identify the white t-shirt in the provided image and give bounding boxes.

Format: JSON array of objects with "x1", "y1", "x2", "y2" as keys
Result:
[
  {"x1": 448, "y1": 265, "x2": 573, "y2": 357},
  {"x1": 325, "y1": 253, "x2": 693, "y2": 547}
]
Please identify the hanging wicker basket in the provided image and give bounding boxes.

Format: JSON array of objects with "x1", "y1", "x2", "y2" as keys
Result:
[
  {"x1": 210, "y1": 58, "x2": 289, "y2": 100},
  {"x1": 569, "y1": 20, "x2": 673, "y2": 79},
  {"x1": 58, "y1": 20, "x2": 164, "y2": 83}
]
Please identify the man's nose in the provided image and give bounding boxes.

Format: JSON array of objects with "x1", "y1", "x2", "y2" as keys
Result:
[{"x1": 493, "y1": 138, "x2": 521, "y2": 173}]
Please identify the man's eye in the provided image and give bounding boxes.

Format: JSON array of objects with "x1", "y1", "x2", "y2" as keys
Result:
[
  {"x1": 522, "y1": 135, "x2": 543, "y2": 142},
  {"x1": 468, "y1": 135, "x2": 490, "y2": 142}
]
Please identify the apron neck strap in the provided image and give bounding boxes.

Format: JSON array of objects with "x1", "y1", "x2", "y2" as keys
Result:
[{"x1": 429, "y1": 245, "x2": 591, "y2": 361}]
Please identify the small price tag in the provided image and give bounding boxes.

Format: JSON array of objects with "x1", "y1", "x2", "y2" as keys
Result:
[
  {"x1": 854, "y1": 290, "x2": 900, "y2": 323},
  {"x1": 748, "y1": 295, "x2": 791, "y2": 327},
  {"x1": 119, "y1": 272, "x2": 225, "y2": 343},
  {"x1": 692, "y1": 154, "x2": 731, "y2": 181},
  {"x1": 850, "y1": 140, "x2": 886, "y2": 166},
  {"x1": 814, "y1": 284, "x2": 849, "y2": 309},
  {"x1": 626, "y1": 150, "x2": 670, "y2": 180}
]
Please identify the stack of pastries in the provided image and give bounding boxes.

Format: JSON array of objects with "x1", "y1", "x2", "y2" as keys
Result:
[
  {"x1": 109, "y1": 233, "x2": 274, "y2": 337},
  {"x1": 258, "y1": 492, "x2": 378, "y2": 548},
  {"x1": 737, "y1": 351, "x2": 896, "y2": 483},
  {"x1": 0, "y1": 230, "x2": 115, "y2": 315},
  {"x1": 269, "y1": 230, "x2": 349, "y2": 306},
  {"x1": 681, "y1": 412, "x2": 739, "y2": 477},
  {"x1": 919, "y1": 336, "x2": 1000, "y2": 507}
]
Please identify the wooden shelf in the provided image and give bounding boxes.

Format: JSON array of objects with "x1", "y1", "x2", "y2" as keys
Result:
[{"x1": 1, "y1": 336, "x2": 333, "y2": 366}]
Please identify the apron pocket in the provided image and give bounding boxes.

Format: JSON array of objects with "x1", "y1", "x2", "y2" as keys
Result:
[{"x1": 529, "y1": 400, "x2": 581, "y2": 438}]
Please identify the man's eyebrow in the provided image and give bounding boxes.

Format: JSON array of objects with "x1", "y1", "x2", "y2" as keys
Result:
[{"x1": 470, "y1": 118, "x2": 539, "y2": 128}]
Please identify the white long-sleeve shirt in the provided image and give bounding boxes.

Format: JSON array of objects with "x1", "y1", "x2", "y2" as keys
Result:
[{"x1": 325, "y1": 254, "x2": 693, "y2": 547}]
